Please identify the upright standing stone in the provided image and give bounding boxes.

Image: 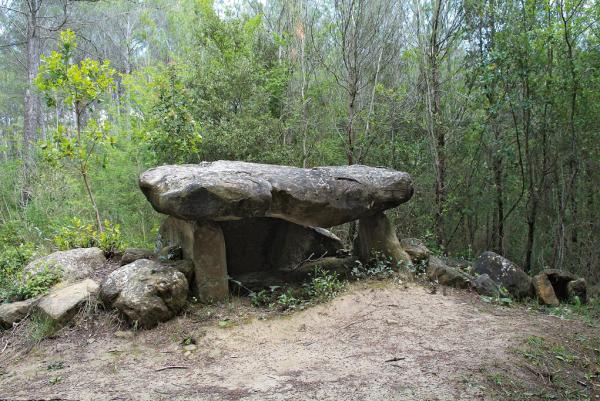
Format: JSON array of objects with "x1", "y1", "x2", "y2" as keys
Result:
[
  {"x1": 355, "y1": 212, "x2": 411, "y2": 267},
  {"x1": 160, "y1": 217, "x2": 228, "y2": 302}
]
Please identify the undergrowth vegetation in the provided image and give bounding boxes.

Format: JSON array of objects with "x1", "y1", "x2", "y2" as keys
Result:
[
  {"x1": 485, "y1": 334, "x2": 600, "y2": 400},
  {"x1": 249, "y1": 267, "x2": 346, "y2": 311}
]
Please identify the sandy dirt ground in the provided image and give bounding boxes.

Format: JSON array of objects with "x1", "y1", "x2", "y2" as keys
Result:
[{"x1": 0, "y1": 282, "x2": 584, "y2": 401}]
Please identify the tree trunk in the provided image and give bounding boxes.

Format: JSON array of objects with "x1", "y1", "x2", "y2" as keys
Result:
[{"x1": 21, "y1": 0, "x2": 43, "y2": 206}]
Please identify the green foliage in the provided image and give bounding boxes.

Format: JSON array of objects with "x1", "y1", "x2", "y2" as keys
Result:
[
  {"x1": 145, "y1": 63, "x2": 202, "y2": 164},
  {"x1": 0, "y1": 243, "x2": 37, "y2": 302},
  {"x1": 249, "y1": 268, "x2": 345, "y2": 310},
  {"x1": 36, "y1": 30, "x2": 114, "y2": 108},
  {"x1": 12, "y1": 267, "x2": 62, "y2": 301},
  {"x1": 249, "y1": 288, "x2": 276, "y2": 307},
  {"x1": 35, "y1": 29, "x2": 116, "y2": 232},
  {"x1": 302, "y1": 267, "x2": 345, "y2": 302},
  {"x1": 351, "y1": 253, "x2": 396, "y2": 280},
  {"x1": 52, "y1": 217, "x2": 123, "y2": 254},
  {"x1": 27, "y1": 312, "x2": 60, "y2": 343}
]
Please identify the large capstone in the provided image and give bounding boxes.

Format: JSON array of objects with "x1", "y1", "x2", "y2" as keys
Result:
[
  {"x1": 140, "y1": 161, "x2": 414, "y2": 303},
  {"x1": 140, "y1": 161, "x2": 413, "y2": 228}
]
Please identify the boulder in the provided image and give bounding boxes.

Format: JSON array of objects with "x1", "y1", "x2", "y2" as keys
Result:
[
  {"x1": 24, "y1": 248, "x2": 106, "y2": 283},
  {"x1": 139, "y1": 161, "x2": 413, "y2": 228},
  {"x1": 567, "y1": 278, "x2": 587, "y2": 304},
  {"x1": 160, "y1": 217, "x2": 228, "y2": 302},
  {"x1": 100, "y1": 259, "x2": 189, "y2": 328},
  {"x1": 220, "y1": 217, "x2": 344, "y2": 274},
  {"x1": 0, "y1": 297, "x2": 39, "y2": 329},
  {"x1": 470, "y1": 274, "x2": 501, "y2": 298},
  {"x1": 400, "y1": 238, "x2": 431, "y2": 263},
  {"x1": 532, "y1": 274, "x2": 560, "y2": 306},
  {"x1": 426, "y1": 256, "x2": 473, "y2": 289},
  {"x1": 35, "y1": 279, "x2": 99, "y2": 325},
  {"x1": 535, "y1": 269, "x2": 577, "y2": 302},
  {"x1": 120, "y1": 248, "x2": 155, "y2": 266},
  {"x1": 473, "y1": 252, "x2": 533, "y2": 299},
  {"x1": 355, "y1": 212, "x2": 411, "y2": 267}
]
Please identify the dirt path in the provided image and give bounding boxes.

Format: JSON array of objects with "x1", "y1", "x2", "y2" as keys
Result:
[{"x1": 0, "y1": 283, "x2": 583, "y2": 401}]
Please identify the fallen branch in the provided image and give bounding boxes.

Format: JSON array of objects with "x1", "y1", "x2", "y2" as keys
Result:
[
  {"x1": 385, "y1": 356, "x2": 406, "y2": 362},
  {"x1": 155, "y1": 366, "x2": 190, "y2": 372}
]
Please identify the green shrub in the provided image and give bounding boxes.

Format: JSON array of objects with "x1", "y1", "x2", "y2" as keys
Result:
[
  {"x1": 351, "y1": 252, "x2": 395, "y2": 280},
  {"x1": 249, "y1": 268, "x2": 345, "y2": 310},
  {"x1": 249, "y1": 288, "x2": 276, "y2": 307},
  {"x1": 53, "y1": 217, "x2": 123, "y2": 254},
  {"x1": 1, "y1": 266, "x2": 62, "y2": 303},
  {"x1": 303, "y1": 267, "x2": 345, "y2": 302}
]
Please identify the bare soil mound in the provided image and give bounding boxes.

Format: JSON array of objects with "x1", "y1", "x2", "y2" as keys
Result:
[{"x1": 0, "y1": 282, "x2": 595, "y2": 401}]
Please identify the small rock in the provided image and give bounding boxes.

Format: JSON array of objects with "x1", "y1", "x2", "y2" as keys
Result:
[
  {"x1": 470, "y1": 274, "x2": 501, "y2": 298},
  {"x1": 427, "y1": 256, "x2": 473, "y2": 289},
  {"x1": 183, "y1": 344, "x2": 197, "y2": 352},
  {"x1": 567, "y1": 278, "x2": 587, "y2": 304},
  {"x1": 114, "y1": 330, "x2": 135, "y2": 339},
  {"x1": 400, "y1": 238, "x2": 431, "y2": 263},
  {"x1": 183, "y1": 351, "x2": 192, "y2": 358},
  {"x1": 0, "y1": 297, "x2": 39, "y2": 329},
  {"x1": 120, "y1": 248, "x2": 155, "y2": 266},
  {"x1": 35, "y1": 279, "x2": 99, "y2": 326}
]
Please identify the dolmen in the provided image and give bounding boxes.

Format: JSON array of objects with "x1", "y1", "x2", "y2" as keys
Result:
[{"x1": 139, "y1": 161, "x2": 414, "y2": 302}]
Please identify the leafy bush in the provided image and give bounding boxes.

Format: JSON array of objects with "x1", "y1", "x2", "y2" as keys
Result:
[
  {"x1": 6, "y1": 267, "x2": 62, "y2": 302},
  {"x1": 53, "y1": 217, "x2": 123, "y2": 254},
  {"x1": 0, "y1": 243, "x2": 50, "y2": 302},
  {"x1": 351, "y1": 252, "x2": 395, "y2": 280},
  {"x1": 249, "y1": 268, "x2": 345, "y2": 310},
  {"x1": 303, "y1": 267, "x2": 345, "y2": 302},
  {"x1": 249, "y1": 288, "x2": 277, "y2": 307}
]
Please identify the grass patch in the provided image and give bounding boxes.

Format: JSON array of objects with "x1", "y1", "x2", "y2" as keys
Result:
[{"x1": 485, "y1": 333, "x2": 600, "y2": 400}]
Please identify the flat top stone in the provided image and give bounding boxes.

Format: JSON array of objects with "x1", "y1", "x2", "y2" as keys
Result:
[
  {"x1": 36, "y1": 279, "x2": 99, "y2": 322},
  {"x1": 140, "y1": 161, "x2": 413, "y2": 227}
]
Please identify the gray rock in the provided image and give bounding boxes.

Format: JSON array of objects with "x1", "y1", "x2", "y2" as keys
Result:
[
  {"x1": 100, "y1": 259, "x2": 189, "y2": 328},
  {"x1": 121, "y1": 248, "x2": 155, "y2": 266},
  {"x1": 139, "y1": 161, "x2": 413, "y2": 228},
  {"x1": 427, "y1": 256, "x2": 472, "y2": 289},
  {"x1": 470, "y1": 274, "x2": 501, "y2": 298},
  {"x1": 400, "y1": 238, "x2": 431, "y2": 263},
  {"x1": 567, "y1": 278, "x2": 587, "y2": 304},
  {"x1": 473, "y1": 252, "x2": 533, "y2": 299},
  {"x1": 0, "y1": 297, "x2": 39, "y2": 329},
  {"x1": 160, "y1": 217, "x2": 228, "y2": 302},
  {"x1": 35, "y1": 279, "x2": 99, "y2": 325},
  {"x1": 355, "y1": 212, "x2": 411, "y2": 267},
  {"x1": 24, "y1": 248, "x2": 106, "y2": 283}
]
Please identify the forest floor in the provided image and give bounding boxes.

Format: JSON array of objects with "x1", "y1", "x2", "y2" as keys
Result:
[{"x1": 0, "y1": 280, "x2": 598, "y2": 401}]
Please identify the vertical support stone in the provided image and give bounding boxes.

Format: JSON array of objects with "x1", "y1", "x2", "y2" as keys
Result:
[
  {"x1": 160, "y1": 217, "x2": 228, "y2": 302},
  {"x1": 355, "y1": 212, "x2": 411, "y2": 267}
]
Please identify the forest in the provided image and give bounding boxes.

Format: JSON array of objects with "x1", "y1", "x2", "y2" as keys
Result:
[
  {"x1": 0, "y1": 0, "x2": 599, "y2": 287},
  {"x1": 1, "y1": 1, "x2": 600, "y2": 399}
]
